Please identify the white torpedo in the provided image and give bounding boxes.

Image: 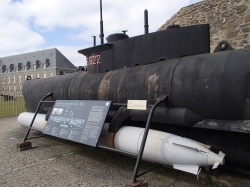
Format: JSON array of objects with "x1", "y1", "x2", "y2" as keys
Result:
[
  {"x1": 114, "y1": 126, "x2": 225, "y2": 175},
  {"x1": 18, "y1": 112, "x2": 225, "y2": 176}
]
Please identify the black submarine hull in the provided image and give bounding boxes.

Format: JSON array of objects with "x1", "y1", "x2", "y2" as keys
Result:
[{"x1": 24, "y1": 49, "x2": 250, "y2": 120}]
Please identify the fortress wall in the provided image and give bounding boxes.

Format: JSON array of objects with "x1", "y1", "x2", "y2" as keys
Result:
[{"x1": 159, "y1": 0, "x2": 250, "y2": 51}]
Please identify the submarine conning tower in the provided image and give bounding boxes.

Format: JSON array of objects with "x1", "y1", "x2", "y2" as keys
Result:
[{"x1": 78, "y1": 24, "x2": 210, "y2": 74}]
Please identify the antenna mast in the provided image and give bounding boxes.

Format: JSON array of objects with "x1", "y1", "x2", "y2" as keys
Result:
[
  {"x1": 144, "y1": 9, "x2": 149, "y2": 34},
  {"x1": 99, "y1": 0, "x2": 104, "y2": 44}
]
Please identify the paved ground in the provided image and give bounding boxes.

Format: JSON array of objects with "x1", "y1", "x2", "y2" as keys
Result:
[{"x1": 0, "y1": 116, "x2": 250, "y2": 187}]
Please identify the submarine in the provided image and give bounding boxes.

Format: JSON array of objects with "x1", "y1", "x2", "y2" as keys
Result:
[{"x1": 18, "y1": 3, "x2": 250, "y2": 176}]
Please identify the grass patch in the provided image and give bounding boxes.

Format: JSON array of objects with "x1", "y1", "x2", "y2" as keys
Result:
[{"x1": 0, "y1": 97, "x2": 26, "y2": 117}]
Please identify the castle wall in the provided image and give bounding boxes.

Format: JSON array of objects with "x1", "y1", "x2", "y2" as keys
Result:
[{"x1": 159, "y1": 0, "x2": 250, "y2": 52}]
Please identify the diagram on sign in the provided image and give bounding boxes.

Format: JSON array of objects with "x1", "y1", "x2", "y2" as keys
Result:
[{"x1": 49, "y1": 106, "x2": 85, "y2": 129}]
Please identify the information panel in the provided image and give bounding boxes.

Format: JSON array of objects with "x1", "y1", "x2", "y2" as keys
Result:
[{"x1": 43, "y1": 100, "x2": 111, "y2": 147}]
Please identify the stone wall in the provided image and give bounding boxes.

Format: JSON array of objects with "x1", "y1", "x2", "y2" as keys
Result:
[{"x1": 159, "y1": 0, "x2": 250, "y2": 52}]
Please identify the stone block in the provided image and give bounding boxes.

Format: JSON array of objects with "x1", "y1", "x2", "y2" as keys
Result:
[
  {"x1": 240, "y1": 40, "x2": 249, "y2": 44},
  {"x1": 245, "y1": 15, "x2": 250, "y2": 23},
  {"x1": 228, "y1": 30, "x2": 240, "y2": 38},
  {"x1": 222, "y1": 9, "x2": 235, "y2": 17},
  {"x1": 235, "y1": 4, "x2": 248, "y2": 14},
  {"x1": 228, "y1": 15, "x2": 239, "y2": 22},
  {"x1": 236, "y1": 34, "x2": 248, "y2": 40},
  {"x1": 244, "y1": 44, "x2": 250, "y2": 49},
  {"x1": 219, "y1": 31, "x2": 228, "y2": 40},
  {"x1": 220, "y1": 25, "x2": 228, "y2": 30},
  {"x1": 242, "y1": 27, "x2": 250, "y2": 33},
  {"x1": 228, "y1": 21, "x2": 240, "y2": 29},
  {"x1": 213, "y1": 18, "x2": 227, "y2": 27},
  {"x1": 231, "y1": 0, "x2": 244, "y2": 6},
  {"x1": 240, "y1": 22, "x2": 250, "y2": 27}
]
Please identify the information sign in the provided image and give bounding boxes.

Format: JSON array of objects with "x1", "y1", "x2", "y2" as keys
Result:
[{"x1": 43, "y1": 100, "x2": 111, "y2": 147}]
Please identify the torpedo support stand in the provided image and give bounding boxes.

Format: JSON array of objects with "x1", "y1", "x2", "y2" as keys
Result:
[
  {"x1": 126, "y1": 95, "x2": 168, "y2": 187},
  {"x1": 17, "y1": 92, "x2": 53, "y2": 151}
]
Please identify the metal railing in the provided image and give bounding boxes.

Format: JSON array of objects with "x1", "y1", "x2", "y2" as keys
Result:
[{"x1": 0, "y1": 90, "x2": 26, "y2": 117}]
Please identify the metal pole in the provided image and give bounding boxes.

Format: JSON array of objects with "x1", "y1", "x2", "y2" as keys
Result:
[
  {"x1": 23, "y1": 92, "x2": 52, "y2": 142},
  {"x1": 15, "y1": 91, "x2": 17, "y2": 115},
  {"x1": 132, "y1": 95, "x2": 167, "y2": 182},
  {"x1": 99, "y1": 0, "x2": 104, "y2": 44},
  {"x1": 92, "y1": 36, "x2": 96, "y2": 46},
  {"x1": 144, "y1": 9, "x2": 149, "y2": 34}
]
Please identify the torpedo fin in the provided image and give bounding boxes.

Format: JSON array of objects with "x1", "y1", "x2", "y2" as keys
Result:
[
  {"x1": 172, "y1": 142, "x2": 208, "y2": 154},
  {"x1": 173, "y1": 165, "x2": 201, "y2": 176},
  {"x1": 212, "y1": 162, "x2": 220, "y2": 169},
  {"x1": 172, "y1": 142, "x2": 199, "y2": 151}
]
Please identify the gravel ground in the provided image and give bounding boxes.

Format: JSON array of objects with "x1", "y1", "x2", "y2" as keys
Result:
[{"x1": 0, "y1": 116, "x2": 249, "y2": 187}]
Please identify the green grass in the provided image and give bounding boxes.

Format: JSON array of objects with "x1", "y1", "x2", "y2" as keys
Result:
[{"x1": 0, "y1": 97, "x2": 26, "y2": 117}]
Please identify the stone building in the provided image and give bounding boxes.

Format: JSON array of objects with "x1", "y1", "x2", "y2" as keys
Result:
[
  {"x1": 0, "y1": 48, "x2": 77, "y2": 91},
  {"x1": 159, "y1": 0, "x2": 250, "y2": 52}
]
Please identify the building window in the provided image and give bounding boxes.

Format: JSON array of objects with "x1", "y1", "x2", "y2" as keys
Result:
[
  {"x1": 7, "y1": 86, "x2": 10, "y2": 90},
  {"x1": 2, "y1": 86, "x2": 5, "y2": 91},
  {"x1": 13, "y1": 86, "x2": 16, "y2": 91},
  {"x1": 2, "y1": 77, "x2": 5, "y2": 84},
  {"x1": 13, "y1": 76, "x2": 16, "y2": 83},
  {"x1": 19, "y1": 75, "x2": 21, "y2": 82},
  {"x1": 8, "y1": 77, "x2": 10, "y2": 83},
  {"x1": 37, "y1": 73, "x2": 39, "y2": 78},
  {"x1": 19, "y1": 85, "x2": 22, "y2": 90}
]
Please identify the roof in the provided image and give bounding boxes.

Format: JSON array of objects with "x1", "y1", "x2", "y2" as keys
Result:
[{"x1": 0, "y1": 48, "x2": 77, "y2": 71}]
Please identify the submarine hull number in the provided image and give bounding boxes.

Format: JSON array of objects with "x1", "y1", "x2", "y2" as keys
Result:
[{"x1": 87, "y1": 54, "x2": 101, "y2": 65}]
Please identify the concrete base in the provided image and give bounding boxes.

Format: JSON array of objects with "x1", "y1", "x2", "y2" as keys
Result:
[
  {"x1": 124, "y1": 180, "x2": 148, "y2": 187},
  {"x1": 16, "y1": 141, "x2": 32, "y2": 151}
]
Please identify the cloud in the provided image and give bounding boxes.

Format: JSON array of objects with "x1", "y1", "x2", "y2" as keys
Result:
[
  {"x1": 0, "y1": 19, "x2": 43, "y2": 49},
  {"x1": 0, "y1": 0, "x2": 45, "y2": 56},
  {"x1": 0, "y1": 0, "x2": 203, "y2": 66}
]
